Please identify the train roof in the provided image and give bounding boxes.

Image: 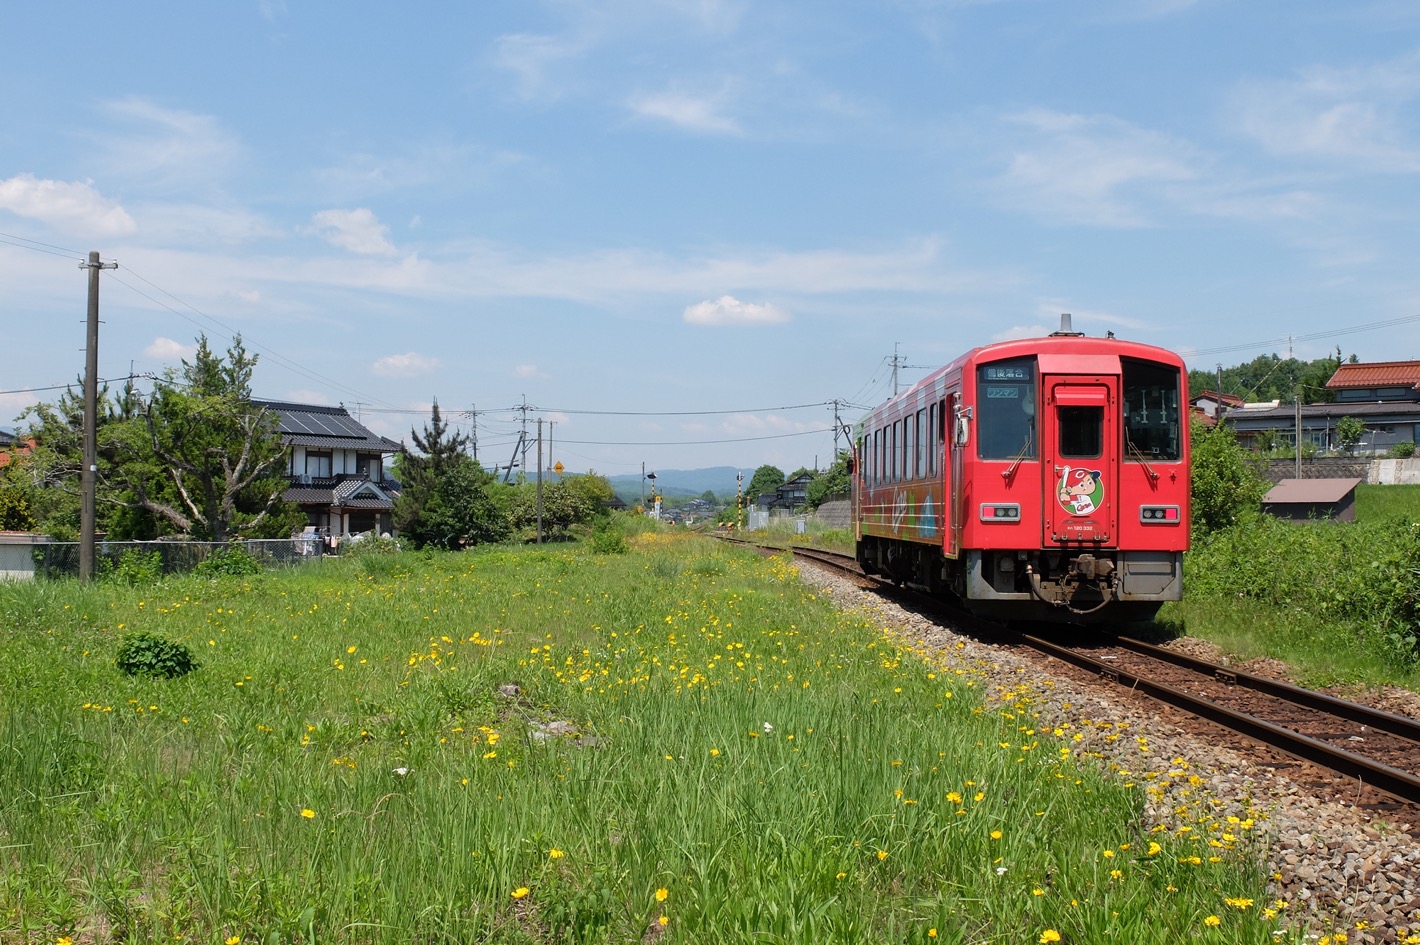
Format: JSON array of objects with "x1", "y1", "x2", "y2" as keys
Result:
[{"x1": 866, "y1": 325, "x2": 1186, "y2": 418}]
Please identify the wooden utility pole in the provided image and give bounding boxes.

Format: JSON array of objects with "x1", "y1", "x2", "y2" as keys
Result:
[{"x1": 79, "y1": 251, "x2": 117, "y2": 582}]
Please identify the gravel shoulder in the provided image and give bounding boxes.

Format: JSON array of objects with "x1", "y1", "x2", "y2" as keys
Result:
[{"x1": 795, "y1": 563, "x2": 1420, "y2": 943}]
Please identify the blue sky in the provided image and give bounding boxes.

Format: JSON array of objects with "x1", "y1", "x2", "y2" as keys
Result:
[{"x1": 3, "y1": 1, "x2": 1420, "y2": 477}]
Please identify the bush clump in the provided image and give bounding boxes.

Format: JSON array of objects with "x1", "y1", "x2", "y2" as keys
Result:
[
  {"x1": 115, "y1": 631, "x2": 200, "y2": 679},
  {"x1": 194, "y1": 546, "x2": 263, "y2": 576},
  {"x1": 110, "y1": 549, "x2": 164, "y2": 586},
  {"x1": 589, "y1": 521, "x2": 628, "y2": 554}
]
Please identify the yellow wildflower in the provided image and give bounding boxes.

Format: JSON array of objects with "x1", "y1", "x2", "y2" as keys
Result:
[
  {"x1": 512, "y1": 887, "x2": 530, "y2": 899},
  {"x1": 1204, "y1": 915, "x2": 1221, "y2": 927},
  {"x1": 1040, "y1": 931, "x2": 1062, "y2": 944},
  {"x1": 655, "y1": 887, "x2": 669, "y2": 902}
]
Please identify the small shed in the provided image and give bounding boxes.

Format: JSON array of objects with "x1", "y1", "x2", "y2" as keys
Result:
[
  {"x1": 0, "y1": 532, "x2": 49, "y2": 581},
  {"x1": 1261, "y1": 478, "x2": 1362, "y2": 523}
]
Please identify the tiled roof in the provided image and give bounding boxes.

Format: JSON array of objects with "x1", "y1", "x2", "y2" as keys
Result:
[
  {"x1": 1326, "y1": 362, "x2": 1420, "y2": 390},
  {"x1": 253, "y1": 399, "x2": 402, "y2": 452},
  {"x1": 1228, "y1": 401, "x2": 1420, "y2": 421},
  {"x1": 341, "y1": 497, "x2": 394, "y2": 510}
]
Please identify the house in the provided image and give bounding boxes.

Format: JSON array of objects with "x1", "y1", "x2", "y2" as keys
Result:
[
  {"x1": 0, "y1": 428, "x2": 35, "y2": 469},
  {"x1": 1189, "y1": 390, "x2": 1244, "y2": 425},
  {"x1": 756, "y1": 473, "x2": 815, "y2": 512},
  {"x1": 1262, "y1": 478, "x2": 1361, "y2": 523},
  {"x1": 256, "y1": 400, "x2": 403, "y2": 537},
  {"x1": 1221, "y1": 361, "x2": 1420, "y2": 456}
]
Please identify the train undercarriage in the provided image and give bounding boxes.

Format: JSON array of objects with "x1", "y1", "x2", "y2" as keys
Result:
[{"x1": 856, "y1": 535, "x2": 1180, "y2": 624}]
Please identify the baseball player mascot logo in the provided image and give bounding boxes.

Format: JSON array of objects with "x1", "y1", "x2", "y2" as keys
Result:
[{"x1": 1057, "y1": 466, "x2": 1103, "y2": 516}]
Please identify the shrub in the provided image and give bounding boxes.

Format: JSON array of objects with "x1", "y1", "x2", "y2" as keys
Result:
[
  {"x1": 111, "y1": 549, "x2": 163, "y2": 586},
  {"x1": 115, "y1": 631, "x2": 199, "y2": 678},
  {"x1": 1387, "y1": 441, "x2": 1416, "y2": 458},
  {"x1": 589, "y1": 521, "x2": 628, "y2": 554},
  {"x1": 194, "y1": 546, "x2": 263, "y2": 576}
]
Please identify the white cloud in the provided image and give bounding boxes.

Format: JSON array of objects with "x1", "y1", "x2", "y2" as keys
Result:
[
  {"x1": 281, "y1": 389, "x2": 332, "y2": 406},
  {"x1": 494, "y1": 33, "x2": 585, "y2": 101},
  {"x1": 0, "y1": 174, "x2": 137, "y2": 236},
  {"x1": 1229, "y1": 54, "x2": 1420, "y2": 172},
  {"x1": 98, "y1": 97, "x2": 242, "y2": 190},
  {"x1": 144, "y1": 337, "x2": 197, "y2": 362},
  {"x1": 372, "y1": 352, "x2": 441, "y2": 377},
  {"x1": 309, "y1": 208, "x2": 398, "y2": 256},
  {"x1": 629, "y1": 86, "x2": 743, "y2": 135},
  {"x1": 514, "y1": 363, "x2": 546, "y2": 379},
  {"x1": 219, "y1": 287, "x2": 264, "y2": 305},
  {"x1": 684, "y1": 295, "x2": 790, "y2": 326},
  {"x1": 994, "y1": 109, "x2": 1200, "y2": 226},
  {"x1": 0, "y1": 391, "x2": 39, "y2": 424}
]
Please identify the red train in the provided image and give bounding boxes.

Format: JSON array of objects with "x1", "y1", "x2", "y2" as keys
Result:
[{"x1": 852, "y1": 315, "x2": 1189, "y2": 622}]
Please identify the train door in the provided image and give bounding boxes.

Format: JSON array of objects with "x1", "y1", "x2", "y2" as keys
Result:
[
  {"x1": 1041, "y1": 376, "x2": 1118, "y2": 545},
  {"x1": 942, "y1": 395, "x2": 959, "y2": 558}
]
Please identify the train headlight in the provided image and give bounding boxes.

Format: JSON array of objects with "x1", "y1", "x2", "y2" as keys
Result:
[
  {"x1": 979, "y1": 503, "x2": 1021, "y2": 522},
  {"x1": 1139, "y1": 505, "x2": 1181, "y2": 523}
]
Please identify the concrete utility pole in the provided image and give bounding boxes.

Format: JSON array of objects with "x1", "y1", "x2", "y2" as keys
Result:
[{"x1": 79, "y1": 251, "x2": 117, "y2": 583}]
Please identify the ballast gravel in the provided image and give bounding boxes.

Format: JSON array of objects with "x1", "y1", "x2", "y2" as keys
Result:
[{"x1": 794, "y1": 564, "x2": 1420, "y2": 943}]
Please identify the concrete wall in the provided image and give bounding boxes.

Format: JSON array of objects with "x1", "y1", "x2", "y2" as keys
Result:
[{"x1": 1370, "y1": 458, "x2": 1420, "y2": 485}]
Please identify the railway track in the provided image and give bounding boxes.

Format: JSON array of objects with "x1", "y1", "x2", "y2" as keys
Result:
[{"x1": 725, "y1": 537, "x2": 1420, "y2": 808}]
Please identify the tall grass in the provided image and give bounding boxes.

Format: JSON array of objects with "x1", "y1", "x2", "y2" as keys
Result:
[
  {"x1": 1170, "y1": 510, "x2": 1420, "y2": 689},
  {"x1": 2, "y1": 536, "x2": 1279, "y2": 943}
]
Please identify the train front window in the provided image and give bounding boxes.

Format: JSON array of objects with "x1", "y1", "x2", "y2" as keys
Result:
[
  {"x1": 977, "y1": 358, "x2": 1037, "y2": 460},
  {"x1": 1058, "y1": 406, "x2": 1103, "y2": 458},
  {"x1": 1122, "y1": 359, "x2": 1181, "y2": 460}
]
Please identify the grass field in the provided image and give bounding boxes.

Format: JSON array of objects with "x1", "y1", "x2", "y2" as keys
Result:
[{"x1": 0, "y1": 533, "x2": 1287, "y2": 944}]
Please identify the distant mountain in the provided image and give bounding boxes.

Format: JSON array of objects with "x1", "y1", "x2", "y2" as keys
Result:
[{"x1": 607, "y1": 466, "x2": 757, "y2": 501}]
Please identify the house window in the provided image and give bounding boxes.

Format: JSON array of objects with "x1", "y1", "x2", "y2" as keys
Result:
[
  {"x1": 306, "y1": 451, "x2": 332, "y2": 478},
  {"x1": 357, "y1": 455, "x2": 383, "y2": 480}
]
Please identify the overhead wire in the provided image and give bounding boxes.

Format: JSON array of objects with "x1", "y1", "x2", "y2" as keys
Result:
[{"x1": 106, "y1": 266, "x2": 407, "y2": 411}]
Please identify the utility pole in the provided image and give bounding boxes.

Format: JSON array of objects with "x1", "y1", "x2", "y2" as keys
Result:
[
  {"x1": 469, "y1": 403, "x2": 478, "y2": 463},
  {"x1": 891, "y1": 343, "x2": 902, "y2": 397},
  {"x1": 79, "y1": 251, "x2": 117, "y2": 583},
  {"x1": 535, "y1": 418, "x2": 544, "y2": 544}
]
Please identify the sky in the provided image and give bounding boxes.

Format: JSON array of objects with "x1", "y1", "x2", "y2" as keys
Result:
[{"x1": 3, "y1": 1, "x2": 1420, "y2": 479}]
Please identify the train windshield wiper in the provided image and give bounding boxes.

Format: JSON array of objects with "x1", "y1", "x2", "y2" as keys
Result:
[{"x1": 1126, "y1": 433, "x2": 1160, "y2": 481}]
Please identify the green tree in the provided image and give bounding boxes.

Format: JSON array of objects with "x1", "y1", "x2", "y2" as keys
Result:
[
  {"x1": 806, "y1": 452, "x2": 852, "y2": 508},
  {"x1": 393, "y1": 400, "x2": 507, "y2": 549},
  {"x1": 746, "y1": 464, "x2": 786, "y2": 501},
  {"x1": 1335, "y1": 416, "x2": 1366, "y2": 455},
  {"x1": 1190, "y1": 419, "x2": 1269, "y2": 534},
  {"x1": 106, "y1": 336, "x2": 298, "y2": 541}
]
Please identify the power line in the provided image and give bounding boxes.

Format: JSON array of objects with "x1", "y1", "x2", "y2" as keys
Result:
[
  {"x1": 1187, "y1": 313, "x2": 1420, "y2": 358},
  {"x1": 0, "y1": 231, "x2": 86, "y2": 260},
  {"x1": 538, "y1": 401, "x2": 833, "y2": 417},
  {"x1": 553, "y1": 427, "x2": 833, "y2": 446},
  {"x1": 0, "y1": 375, "x2": 153, "y2": 397},
  {"x1": 105, "y1": 266, "x2": 406, "y2": 412}
]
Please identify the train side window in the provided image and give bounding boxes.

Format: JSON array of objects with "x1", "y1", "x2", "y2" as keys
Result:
[
  {"x1": 905, "y1": 415, "x2": 916, "y2": 480},
  {"x1": 1122, "y1": 359, "x2": 1181, "y2": 460},
  {"x1": 1058, "y1": 406, "x2": 1103, "y2": 458},
  {"x1": 892, "y1": 421, "x2": 901, "y2": 481},
  {"x1": 977, "y1": 358, "x2": 1037, "y2": 459},
  {"x1": 929, "y1": 402, "x2": 940, "y2": 474},
  {"x1": 915, "y1": 408, "x2": 926, "y2": 478}
]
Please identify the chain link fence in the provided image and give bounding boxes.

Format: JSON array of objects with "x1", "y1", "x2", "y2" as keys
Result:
[{"x1": 36, "y1": 538, "x2": 326, "y2": 580}]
